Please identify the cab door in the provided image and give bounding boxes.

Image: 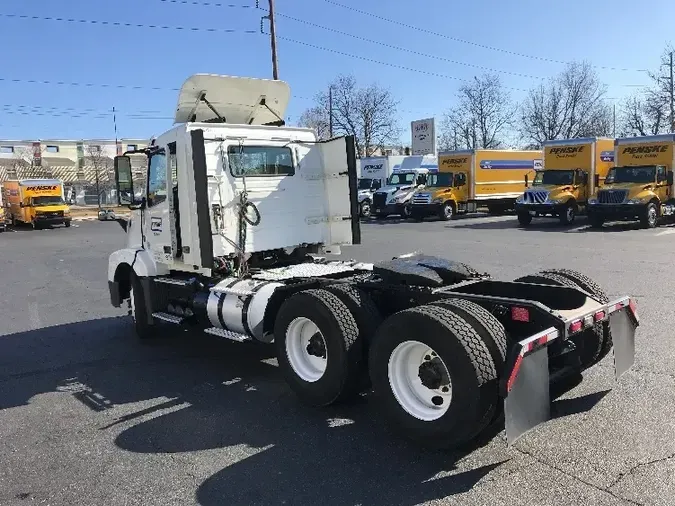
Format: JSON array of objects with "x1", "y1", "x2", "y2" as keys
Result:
[
  {"x1": 656, "y1": 165, "x2": 670, "y2": 201},
  {"x1": 576, "y1": 169, "x2": 589, "y2": 203},
  {"x1": 453, "y1": 172, "x2": 469, "y2": 206},
  {"x1": 144, "y1": 147, "x2": 174, "y2": 265}
]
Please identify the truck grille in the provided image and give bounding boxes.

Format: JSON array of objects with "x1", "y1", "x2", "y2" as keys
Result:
[
  {"x1": 373, "y1": 192, "x2": 387, "y2": 207},
  {"x1": 412, "y1": 193, "x2": 431, "y2": 205},
  {"x1": 597, "y1": 189, "x2": 628, "y2": 204},
  {"x1": 522, "y1": 191, "x2": 549, "y2": 204}
]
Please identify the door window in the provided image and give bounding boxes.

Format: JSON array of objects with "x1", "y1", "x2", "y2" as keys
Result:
[
  {"x1": 657, "y1": 166, "x2": 666, "y2": 183},
  {"x1": 147, "y1": 151, "x2": 167, "y2": 207}
]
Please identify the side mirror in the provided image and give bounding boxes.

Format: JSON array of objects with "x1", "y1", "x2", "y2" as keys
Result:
[
  {"x1": 524, "y1": 175, "x2": 529, "y2": 187},
  {"x1": 114, "y1": 156, "x2": 135, "y2": 207},
  {"x1": 19, "y1": 202, "x2": 24, "y2": 208},
  {"x1": 668, "y1": 171, "x2": 674, "y2": 186},
  {"x1": 594, "y1": 174, "x2": 600, "y2": 188}
]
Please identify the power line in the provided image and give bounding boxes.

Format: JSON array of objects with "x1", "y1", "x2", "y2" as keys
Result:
[
  {"x1": 158, "y1": 0, "x2": 543, "y2": 80},
  {"x1": 269, "y1": 12, "x2": 546, "y2": 80},
  {"x1": 318, "y1": 0, "x2": 648, "y2": 73},
  {"x1": 273, "y1": 35, "x2": 530, "y2": 91},
  {"x1": 158, "y1": 0, "x2": 251, "y2": 6},
  {"x1": 0, "y1": 13, "x2": 257, "y2": 34}
]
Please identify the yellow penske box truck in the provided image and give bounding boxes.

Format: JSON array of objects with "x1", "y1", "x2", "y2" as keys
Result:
[
  {"x1": 410, "y1": 149, "x2": 542, "y2": 221},
  {"x1": 4, "y1": 178, "x2": 72, "y2": 229},
  {"x1": 515, "y1": 137, "x2": 615, "y2": 226},
  {"x1": 587, "y1": 134, "x2": 675, "y2": 229},
  {"x1": 0, "y1": 184, "x2": 8, "y2": 232}
]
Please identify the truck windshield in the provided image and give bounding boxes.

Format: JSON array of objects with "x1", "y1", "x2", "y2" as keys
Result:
[
  {"x1": 388, "y1": 172, "x2": 417, "y2": 185},
  {"x1": 31, "y1": 196, "x2": 64, "y2": 206},
  {"x1": 606, "y1": 166, "x2": 656, "y2": 184},
  {"x1": 426, "y1": 173, "x2": 453, "y2": 187},
  {"x1": 533, "y1": 170, "x2": 574, "y2": 185},
  {"x1": 358, "y1": 178, "x2": 373, "y2": 190}
]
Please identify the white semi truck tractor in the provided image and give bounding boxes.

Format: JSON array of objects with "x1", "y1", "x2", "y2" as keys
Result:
[{"x1": 107, "y1": 74, "x2": 640, "y2": 449}]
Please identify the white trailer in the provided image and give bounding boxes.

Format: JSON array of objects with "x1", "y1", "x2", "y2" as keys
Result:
[{"x1": 107, "y1": 74, "x2": 639, "y2": 449}]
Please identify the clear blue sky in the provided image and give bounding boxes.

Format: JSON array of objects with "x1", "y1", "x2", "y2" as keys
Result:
[{"x1": 0, "y1": 0, "x2": 672, "y2": 142}]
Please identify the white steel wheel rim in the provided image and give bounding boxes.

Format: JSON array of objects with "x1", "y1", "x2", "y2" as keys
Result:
[
  {"x1": 285, "y1": 317, "x2": 328, "y2": 383},
  {"x1": 388, "y1": 340, "x2": 452, "y2": 421},
  {"x1": 361, "y1": 202, "x2": 371, "y2": 216},
  {"x1": 444, "y1": 204, "x2": 453, "y2": 218},
  {"x1": 649, "y1": 206, "x2": 657, "y2": 224},
  {"x1": 566, "y1": 206, "x2": 574, "y2": 221}
]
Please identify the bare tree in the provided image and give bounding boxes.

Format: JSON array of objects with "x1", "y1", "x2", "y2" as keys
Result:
[
  {"x1": 85, "y1": 144, "x2": 112, "y2": 209},
  {"x1": 298, "y1": 75, "x2": 401, "y2": 157},
  {"x1": 620, "y1": 45, "x2": 674, "y2": 136},
  {"x1": 520, "y1": 61, "x2": 612, "y2": 147},
  {"x1": 620, "y1": 92, "x2": 667, "y2": 137},
  {"x1": 298, "y1": 105, "x2": 330, "y2": 140},
  {"x1": 439, "y1": 74, "x2": 515, "y2": 150}
]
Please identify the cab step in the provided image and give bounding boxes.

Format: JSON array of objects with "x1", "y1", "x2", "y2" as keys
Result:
[
  {"x1": 154, "y1": 277, "x2": 194, "y2": 286},
  {"x1": 152, "y1": 312, "x2": 185, "y2": 324},
  {"x1": 204, "y1": 327, "x2": 250, "y2": 342}
]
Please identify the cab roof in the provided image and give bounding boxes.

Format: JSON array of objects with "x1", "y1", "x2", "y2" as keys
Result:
[
  {"x1": 16, "y1": 179, "x2": 62, "y2": 186},
  {"x1": 174, "y1": 74, "x2": 291, "y2": 126}
]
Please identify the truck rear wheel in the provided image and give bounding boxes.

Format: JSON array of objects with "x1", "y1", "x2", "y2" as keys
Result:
[
  {"x1": 325, "y1": 284, "x2": 382, "y2": 391},
  {"x1": 513, "y1": 271, "x2": 604, "y2": 369},
  {"x1": 368, "y1": 304, "x2": 498, "y2": 449},
  {"x1": 274, "y1": 288, "x2": 364, "y2": 407},
  {"x1": 539, "y1": 268, "x2": 612, "y2": 364}
]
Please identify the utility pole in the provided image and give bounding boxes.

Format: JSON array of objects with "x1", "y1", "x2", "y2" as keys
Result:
[
  {"x1": 328, "y1": 86, "x2": 333, "y2": 137},
  {"x1": 613, "y1": 102, "x2": 616, "y2": 138},
  {"x1": 268, "y1": 0, "x2": 279, "y2": 79},
  {"x1": 670, "y1": 50, "x2": 674, "y2": 133}
]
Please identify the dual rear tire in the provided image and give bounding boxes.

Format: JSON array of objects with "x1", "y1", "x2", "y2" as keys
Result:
[{"x1": 274, "y1": 286, "x2": 507, "y2": 449}]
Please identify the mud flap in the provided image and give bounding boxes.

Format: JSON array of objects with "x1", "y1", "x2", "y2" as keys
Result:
[
  {"x1": 504, "y1": 327, "x2": 558, "y2": 445},
  {"x1": 607, "y1": 297, "x2": 639, "y2": 379}
]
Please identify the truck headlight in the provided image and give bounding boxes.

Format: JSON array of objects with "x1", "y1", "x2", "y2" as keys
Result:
[
  {"x1": 548, "y1": 199, "x2": 562, "y2": 205},
  {"x1": 432, "y1": 197, "x2": 444, "y2": 204},
  {"x1": 391, "y1": 194, "x2": 407, "y2": 203},
  {"x1": 627, "y1": 198, "x2": 646, "y2": 204},
  {"x1": 516, "y1": 196, "x2": 524, "y2": 204},
  {"x1": 588, "y1": 198, "x2": 598, "y2": 205}
]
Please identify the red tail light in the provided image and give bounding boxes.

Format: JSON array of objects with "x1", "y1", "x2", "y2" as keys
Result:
[
  {"x1": 511, "y1": 306, "x2": 530, "y2": 322},
  {"x1": 594, "y1": 310, "x2": 605, "y2": 321},
  {"x1": 569, "y1": 320, "x2": 583, "y2": 333}
]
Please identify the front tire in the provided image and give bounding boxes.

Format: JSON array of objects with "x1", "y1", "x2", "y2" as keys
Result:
[
  {"x1": 368, "y1": 304, "x2": 498, "y2": 449},
  {"x1": 129, "y1": 272, "x2": 157, "y2": 339},
  {"x1": 438, "y1": 201, "x2": 455, "y2": 221},
  {"x1": 559, "y1": 202, "x2": 576, "y2": 225},
  {"x1": 517, "y1": 212, "x2": 532, "y2": 226},
  {"x1": 641, "y1": 202, "x2": 658, "y2": 229},
  {"x1": 274, "y1": 289, "x2": 364, "y2": 407},
  {"x1": 589, "y1": 214, "x2": 605, "y2": 228}
]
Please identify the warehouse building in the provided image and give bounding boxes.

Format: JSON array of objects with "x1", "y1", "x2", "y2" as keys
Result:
[{"x1": 0, "y1": 138, "x2": 149, "y2": 205}]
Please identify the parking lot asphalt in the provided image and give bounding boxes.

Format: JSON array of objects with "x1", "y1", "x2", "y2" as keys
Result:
[{"x1": 1, "y1": 214, "x2": 674, "y2": 506}]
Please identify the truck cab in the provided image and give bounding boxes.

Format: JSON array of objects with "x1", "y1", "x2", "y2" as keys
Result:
[
  {"x1": 517, "y1": 168, "x2": 589, "y2": 225},
  {"x1": 370, "y1": 168, "x2": 431, "y2": 219},
  {"x1": 409, "y1": 170, "x2": 468, "y2": 221},
  {"x1": 356, "y1": 177, "x2": 382, "y2": 218},
  {"x1": 588, "y1": 135, "x2": 675, "y2": 229},
  {"x1": 106, "y1": 74, "x2": 640, "y2": 452}
]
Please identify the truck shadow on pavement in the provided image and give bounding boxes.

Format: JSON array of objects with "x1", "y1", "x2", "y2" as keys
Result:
[
  {"x1": 0, "y1": 316, "x2": 610, "y2": 506},
  {"x1": 450, "y1": 218, "x2": 650, "y2": 233}
]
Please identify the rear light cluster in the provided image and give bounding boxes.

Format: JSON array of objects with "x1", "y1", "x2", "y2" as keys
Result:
[{"x1": 569, "y1": 309, "x2": 607, "y2": 334}]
